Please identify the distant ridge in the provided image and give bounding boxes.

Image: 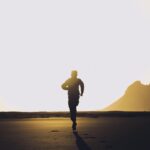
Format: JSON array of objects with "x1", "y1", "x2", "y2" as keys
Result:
[
  {"x1": 1, "y1": 111, "x2": 150, "y2": 119},
  {"x1": 104, "y1": 81, "x2": 150, "y2": 111}
]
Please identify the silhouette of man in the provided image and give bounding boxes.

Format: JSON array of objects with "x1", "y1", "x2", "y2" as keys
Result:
[{"x1": 61, "y1": 70, "x2": 84, "y2": 132}]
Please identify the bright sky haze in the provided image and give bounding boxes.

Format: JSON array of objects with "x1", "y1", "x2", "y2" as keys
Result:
[{"x1": 0, "y1": 0, "x2": 150, "y2": 111}]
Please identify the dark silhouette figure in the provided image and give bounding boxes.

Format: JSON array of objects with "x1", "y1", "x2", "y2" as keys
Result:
[
  {"x1": 73, "y1": 132, "x2": 91, "y2": 150},
  {"x1": 61, "y1": 70, "x2": 84, "y2": 132}
]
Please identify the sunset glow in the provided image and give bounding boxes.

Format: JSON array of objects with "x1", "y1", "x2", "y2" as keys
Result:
[{"x1": 0, "y1": 0, "x2": 150, "y2": 111}]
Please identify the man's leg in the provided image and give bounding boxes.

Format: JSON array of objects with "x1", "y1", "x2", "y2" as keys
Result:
[
  {"x1": 69, "y1": 103, "x2": 77, "y2": 129},
  {"x1": 68, "y1": 95, "x2": 79, "y2": 131},
  {"x1": 71, "y1": 106, "x2": 77, "y2": 130}
]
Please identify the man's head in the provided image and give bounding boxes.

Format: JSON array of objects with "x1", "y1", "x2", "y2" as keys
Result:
[{"x1": 71, "y1": 70, "x2": 78, "y2": 78}]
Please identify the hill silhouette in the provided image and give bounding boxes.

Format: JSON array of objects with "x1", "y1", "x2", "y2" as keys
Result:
[{"x1": 104, "y1": 81, "x2": 150, "y2": 111}]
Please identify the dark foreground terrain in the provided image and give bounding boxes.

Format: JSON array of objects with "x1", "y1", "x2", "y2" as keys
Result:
[{"x1": 0, "y1": 115, "x2": 150, "y2": 150}]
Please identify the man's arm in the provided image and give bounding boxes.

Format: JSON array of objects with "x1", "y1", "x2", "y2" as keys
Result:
[
  {"x1": 61, "y1": 79, "x2": 70, "y2": 90},
  {"x1": 79, "y1": 79, "x2": 84, "y2": 96}
]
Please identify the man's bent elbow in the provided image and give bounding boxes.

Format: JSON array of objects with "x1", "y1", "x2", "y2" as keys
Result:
[
  {"x1": 61, "y1": 84, "x2": 68, "y2": 90},
  {"x1": 61, "y1": 84, "x2": 65, "y2": 89}
]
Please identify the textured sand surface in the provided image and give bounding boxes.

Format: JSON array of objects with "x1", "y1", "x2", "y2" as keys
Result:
[{"x1": 0, "y1": 117, "x2": 150, "y2": 150}]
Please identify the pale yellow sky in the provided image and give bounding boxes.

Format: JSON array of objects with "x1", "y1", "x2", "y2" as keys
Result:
[{"x1": 0, "y1": 0, "x2": 150, "y2": 111}]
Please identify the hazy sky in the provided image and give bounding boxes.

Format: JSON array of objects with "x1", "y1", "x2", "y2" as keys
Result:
[{"x1": 0, "y1": 0, "x2": 150, "y2": 111}]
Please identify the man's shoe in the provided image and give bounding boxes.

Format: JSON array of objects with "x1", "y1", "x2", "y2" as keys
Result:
[
  {"x1": 72, "y1": 122, "x2": 77, "y2": 130},
  {"x1": 73, "y1": 129, "x2": 78, "y2": 133}
]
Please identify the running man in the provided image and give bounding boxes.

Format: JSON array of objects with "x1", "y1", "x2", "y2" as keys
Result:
[{"x1": 61, "y1": 70, "x2": 84, "y2": 132}]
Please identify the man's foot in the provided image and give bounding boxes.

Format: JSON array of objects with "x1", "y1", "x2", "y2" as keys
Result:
[
  {"x1": 73, "y1": 129, "x2": 78, "y2": 133},
  {"x1": 72, "y1": 122, "x2": 77, "y2": 131}
]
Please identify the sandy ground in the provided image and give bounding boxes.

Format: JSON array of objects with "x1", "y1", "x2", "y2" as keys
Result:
[{"x1": 0, "y1": 117, "x2": 150, "y2": 150}]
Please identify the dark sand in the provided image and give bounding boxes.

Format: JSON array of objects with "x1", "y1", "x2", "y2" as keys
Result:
[{"x1": 0, "y1": 117, "x2": 150, "y2": 150}]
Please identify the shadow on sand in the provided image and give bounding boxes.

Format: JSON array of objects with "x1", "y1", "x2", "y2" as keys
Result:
[{"x1": 73, "y1": 132, "x2": 92, "y2": 150}]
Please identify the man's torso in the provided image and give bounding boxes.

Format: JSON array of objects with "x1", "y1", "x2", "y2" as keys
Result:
[{"x1": 67, "y1": 78, "x2": 81, "y2": 96}]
